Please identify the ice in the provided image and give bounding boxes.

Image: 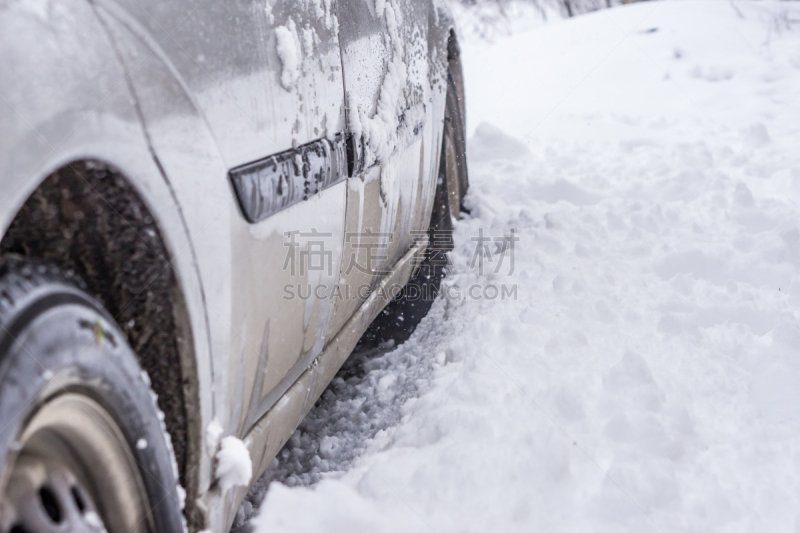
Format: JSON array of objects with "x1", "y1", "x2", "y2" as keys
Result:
[
  {"x1": 242, "y1": 1, "x2": 800, "y2": 531},
  {"x1": 216, "y1": 436, "x2": 253, "y2": 493}
]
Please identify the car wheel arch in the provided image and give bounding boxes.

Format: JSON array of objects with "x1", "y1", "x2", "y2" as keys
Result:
[{"x1": 0, "y1": 159, "x2": 204, "y2": 528}]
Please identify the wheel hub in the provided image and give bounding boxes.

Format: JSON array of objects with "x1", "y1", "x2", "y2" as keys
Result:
[
  {"x1": 3, "y1": 453, "x2": 105, "y2": 533},
  {"x1": 1, "y1": 394, "x2": 151, "y2": 533}
]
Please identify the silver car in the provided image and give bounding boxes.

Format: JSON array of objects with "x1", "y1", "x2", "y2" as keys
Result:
[{"x1": 0, "y1": 0, "x2": 467, "y2": 531}]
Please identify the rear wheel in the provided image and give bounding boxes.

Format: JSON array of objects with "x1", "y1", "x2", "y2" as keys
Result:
[
  {"x1": 360, "y1": 64, "x2": 469, "y2": 347},
  {"x1": 0, "y1": 258, "x2": 185, "y2": 533},
  {"x1": 439, "y1": 62, "x2": 470, "y2": 228}
]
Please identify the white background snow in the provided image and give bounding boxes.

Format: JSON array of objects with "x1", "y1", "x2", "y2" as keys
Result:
[{"x1": 241, "y1": 1, "x2": 800, "y2": 531}]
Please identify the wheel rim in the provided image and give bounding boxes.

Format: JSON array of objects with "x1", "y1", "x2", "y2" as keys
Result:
[{"x1": 1, "y1": 393, "x2": 152, "y2": 533}]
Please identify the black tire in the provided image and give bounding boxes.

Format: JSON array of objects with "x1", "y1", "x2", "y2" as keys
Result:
[
  {"x1": 359, "y1": 65, "x2": 469, "y2": 348},
  {"x1": 0, "y1": 257, "x2": 184, "y2": 533},
  {"x1": 441, "y1": 61, "x2": 470, "y2": 222}
]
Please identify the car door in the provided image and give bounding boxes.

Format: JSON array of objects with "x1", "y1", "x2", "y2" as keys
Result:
[
  {"x1": 99, "y1": 0, "x2": 349, "y2": 436},
  {"x1": 327, "y1": 0, "x2": 440, "y2": 336}
]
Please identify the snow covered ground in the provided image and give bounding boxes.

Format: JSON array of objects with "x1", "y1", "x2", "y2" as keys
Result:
[{"x1": 242, "y1": 2, "x2": 800, "y2": 531}]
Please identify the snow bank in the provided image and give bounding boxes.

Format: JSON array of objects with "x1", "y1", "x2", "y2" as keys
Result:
[
  {"x1": 250, "y1": 481, "x2": 386, "y2": 533},
  {"x1": 245, "y1": 1, "x2": 800, "y2": 531}
]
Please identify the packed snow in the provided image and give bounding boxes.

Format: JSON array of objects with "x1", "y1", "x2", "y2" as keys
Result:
[
  {"x1": 216, "y1": 436, "x2": 253, "y2": 493},
  {"x1": 239, "y1": 1, "x2": 800, "y2": 531},
  {"x1": 275, "y1": 20, "x2": 301, "y2": 90}
]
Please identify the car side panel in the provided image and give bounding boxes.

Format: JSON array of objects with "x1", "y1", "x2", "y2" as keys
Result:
[
  {"x1": 94, "y1": 5, "x2": 350, "y2": 528},
  {"x1": 101, "y1": 0, "x2": 346, "y2": 168},
  {"x1": 328, "y1": 0, "x2": 439, "y2": 337}
]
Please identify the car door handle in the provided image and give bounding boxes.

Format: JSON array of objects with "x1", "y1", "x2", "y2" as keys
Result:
[{"x1": 230, "y1": 134, "x2": 352, "y2": 223}]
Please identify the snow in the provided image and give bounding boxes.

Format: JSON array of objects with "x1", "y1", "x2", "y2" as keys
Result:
[
  {"x1": 349, "y1": 1, "x2": 408, "y2": 169},
  {"x1": 216, "y1": 436, "x2": 253, "y2": 493},
  {"x1": 206, "y1": 418, "x2": 224, "y2": 452},
  {"x1": 264, "y1": 0, "x2": 275, "y2": 25},
  {"x1": 244, "y1": 1, "x2": 800, "y2": 531},
  {"x1": 275, "y1": 20, "x2": 301, "y2": 90},
  {"x1": 450, "y1": 0, "x2": 564, "y2": 41},
  {"x1": 302, "y1": 25, "x2": 316, "y2": 57},
  {"x1": 85, "y1": 512, "x2": 107, "y2": 532},
  {"x1": 177, "y1": 485, "x2": 187, "y2": 509}
]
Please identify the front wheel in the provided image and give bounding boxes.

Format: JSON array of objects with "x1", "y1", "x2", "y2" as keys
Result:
[{"x1": 0, "y1": 258, "x2": 185, "y2": 533}]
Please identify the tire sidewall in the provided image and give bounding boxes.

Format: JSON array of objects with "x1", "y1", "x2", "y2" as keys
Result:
[{"x1": 445, "y1": 67, "x2": 469, "y2": 215}]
